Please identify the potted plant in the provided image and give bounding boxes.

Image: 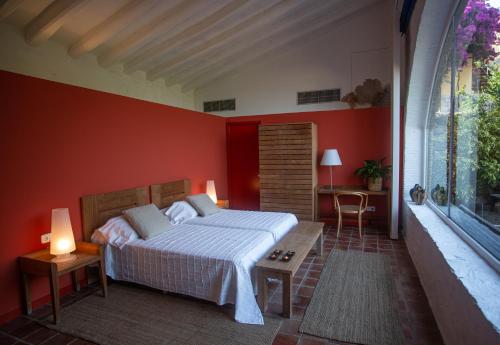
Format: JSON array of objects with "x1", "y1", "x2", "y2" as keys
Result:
[{"x1": 354, "y1": 158, "x2": 392, "y2": 191}]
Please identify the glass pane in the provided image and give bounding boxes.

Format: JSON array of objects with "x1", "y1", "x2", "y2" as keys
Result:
[
  {"x1": 427, "y1": 28, "x2": 454, "y2": 214},
  {"x1": 450, "y1": 0, "x2": 500, "y2": 260}
]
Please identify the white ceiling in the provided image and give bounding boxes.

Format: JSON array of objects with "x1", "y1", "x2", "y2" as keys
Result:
[{"x1": 0, "y1": 0, "x2": 380, "y2": 92}]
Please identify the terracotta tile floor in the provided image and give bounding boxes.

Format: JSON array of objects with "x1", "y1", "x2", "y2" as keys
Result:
[
  {"x1": 0, "y1": 226, "x2": 444, "y2": 345},
  {"x1": 265, "y1": 225, "x2": 444, "y2": 345}
]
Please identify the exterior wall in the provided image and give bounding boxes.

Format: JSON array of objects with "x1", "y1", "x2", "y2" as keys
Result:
[
  {"x1": 194, "y1": 1, "x2": 392, "y2": 117},
  {"x1": 0, "y1": 23, "x2": 195, "y2": 110}
]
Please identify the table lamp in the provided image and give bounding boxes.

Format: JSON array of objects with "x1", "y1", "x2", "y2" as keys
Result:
[
  {"x1": 320, "y1": 149, "x2": 342, "y2": 190},
  {"x1": 50, "y1": 208, "x2": 77, "y2": 262},
  {"x1": 206, "y1": 180, "x2": 217, "y2": 203}
]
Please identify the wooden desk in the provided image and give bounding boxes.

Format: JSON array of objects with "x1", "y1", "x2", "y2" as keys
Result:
[
  {"x1": 316, "y1": 185, "x2": 391, "y2": 232},
  {"x1": 256, "y1": 221, "x2": 324, "y2": 318},
  {"x1": 18, "y1": 242, "x2": 107, "y2": 323}
]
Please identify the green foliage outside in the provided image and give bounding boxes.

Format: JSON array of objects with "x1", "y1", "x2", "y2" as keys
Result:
[{"x1": 455, "y1": 63, "x2": 500, "y2": 204}]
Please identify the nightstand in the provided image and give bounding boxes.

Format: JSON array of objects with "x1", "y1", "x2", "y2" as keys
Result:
[
  {"x1": 216, "y1": 200, "x2": 229, "y2": 209},
  {"x1": 19, "y1": 241, "x2": 107, "y2": 324}
]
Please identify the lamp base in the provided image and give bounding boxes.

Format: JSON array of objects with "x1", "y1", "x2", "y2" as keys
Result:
[{"x1": 51, "y1": 253, "x2": 77, "y2": 263}]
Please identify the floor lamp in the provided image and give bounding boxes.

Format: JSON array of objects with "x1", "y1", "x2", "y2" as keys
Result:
[{"x1": 320, "y1": 149, "x2": 342, "y2": 190}]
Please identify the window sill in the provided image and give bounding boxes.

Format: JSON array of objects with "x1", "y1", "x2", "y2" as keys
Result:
[{"x1": 405, "y1": 201, "x2": 500, "y2": 332}]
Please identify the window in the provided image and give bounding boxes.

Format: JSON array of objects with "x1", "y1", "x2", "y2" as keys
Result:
[{"x1": 426, "y1": 0, "x2": 500, "y2": 263}]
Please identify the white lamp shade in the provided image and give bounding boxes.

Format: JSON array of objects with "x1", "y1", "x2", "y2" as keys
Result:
[
  {"x1": 50, "y1": 208, "x2": 76, "y2": 255},
  {"x1": 320, "y1": 149, "x2": 342, "y2": 166},
  {"x1": 206, "y1": 180, "x2": 217, "y2": 203}
]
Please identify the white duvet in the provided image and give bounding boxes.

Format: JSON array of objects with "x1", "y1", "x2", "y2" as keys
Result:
[
  {"x1": 103, "y1": 223, "x2": 275, "y2": 325},
  {"x1": 185, "y1": 209, "x2": 298, "y2": 242}
]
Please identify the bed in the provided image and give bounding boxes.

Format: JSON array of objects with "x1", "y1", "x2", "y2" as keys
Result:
[
  {"x1": 184, "y1": 209, "x2": 296, "y2": 242},
  {"x1": 81, "y1": 180, "x2": 298, "y2": 325},
  {"x1": 151, "y1": 181, "x2": 298, "y2": 242}
]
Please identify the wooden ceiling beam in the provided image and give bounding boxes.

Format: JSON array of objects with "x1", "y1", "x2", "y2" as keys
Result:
[
  {"x1": 97, "y1": 0, "x2": 203, "y2": 67},
  {"x1": 161, "y1": 0, "x2": 338, "y2": 84},
  {"x1": 24, "y1": 0, "x2": 87, "y2": 46},
  {"x1": 164, "y1": 57, "x2": 213, "y2": 86},
  {"x1": 145, "y1": 0, "x2": 308, "y2": 81},
  {"x1": 0, "y1": 0, "x2": 24, "y2": 20},
  {"x1": 68, "y1": 0, "x2": 158, "y2": 58},
  {"x1": 181, "y1": 0, "x2": 377, "y2": 92},
  {"x1": 124, "y1": 0, "x2": 250, "y2": 75}
]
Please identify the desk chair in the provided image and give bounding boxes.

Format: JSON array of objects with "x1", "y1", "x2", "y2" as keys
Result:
[{"x1": 334, "y1": 191, "x2": 369, "y2": 238}]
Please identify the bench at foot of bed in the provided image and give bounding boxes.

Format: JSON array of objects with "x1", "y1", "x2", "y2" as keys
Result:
[{"x1": 256, "y1": 221, "x2": 324, "y2": 318}]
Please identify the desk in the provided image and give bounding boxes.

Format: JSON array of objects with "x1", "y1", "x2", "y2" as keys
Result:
[{"x1": 316, "y1": 185, "x2": 391, "y2": 233}]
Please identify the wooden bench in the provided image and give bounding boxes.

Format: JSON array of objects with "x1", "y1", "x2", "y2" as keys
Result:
[{"x1": 256, "y1": 221, "x2": 324, "y2": 318}]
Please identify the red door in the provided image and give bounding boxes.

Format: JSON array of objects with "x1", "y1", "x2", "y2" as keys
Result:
[{"x1": 227, "y1": 122, "x2": 260, "y2": 210}]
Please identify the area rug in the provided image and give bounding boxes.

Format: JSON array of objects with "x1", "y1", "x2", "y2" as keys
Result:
[
  {"x1": 299, "y1": 251, "x2": 404, "y2": 345},
  {"x1": 44, "y1": 284, "x2": 281, "y2": 345}
]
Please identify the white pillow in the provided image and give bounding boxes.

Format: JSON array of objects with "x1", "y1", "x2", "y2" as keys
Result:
[
  {"x1": 165, "y1": 201, "x2": 198, "y2": 225},
  {"x1": 91, "y1": 216, "x2": 139, "y2": 248}
]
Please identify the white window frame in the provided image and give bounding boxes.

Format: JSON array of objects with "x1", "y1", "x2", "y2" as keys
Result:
[{"x1": 423, "y1": 0, "x2": 500, "y2": 273}]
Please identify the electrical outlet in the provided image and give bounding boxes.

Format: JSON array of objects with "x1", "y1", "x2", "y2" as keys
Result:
[
  {"x1": 41, "y1": 233, "x2": 51, "y2": 244},
  {"x1": 367, "y1": 206, "x2": 376, "y2": 212}
]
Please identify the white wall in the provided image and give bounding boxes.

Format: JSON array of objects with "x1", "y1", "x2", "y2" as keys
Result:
[
  {"x1": 403, "y1": 0, "x2": 456, "y2": 198},
  {"x1": 0, "y1": 23, "x2": 195, "y2": 110},
  {"x1": 404, "y1": 204, "x2": 500, "y2": 345},
  {"x1": 194, "y1": 1, "x2": 392, "y2": 117}
]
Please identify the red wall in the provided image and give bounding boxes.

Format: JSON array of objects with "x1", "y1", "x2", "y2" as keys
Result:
[
  {"x1": 0, "y1": 71, "x2": 227, "y2": 321},
  {"x1": 0, "y1": 70, "x2": 394, "y2": 322},
  {"x1": 227, "y1": 108, "x2": 392, "y2": 220}
]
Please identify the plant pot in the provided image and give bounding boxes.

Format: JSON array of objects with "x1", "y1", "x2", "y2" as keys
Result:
[{"x1": 367, "y1": 177, "x2": 382, "y2": 191}]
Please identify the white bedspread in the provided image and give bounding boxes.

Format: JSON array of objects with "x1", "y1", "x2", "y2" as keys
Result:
[
  {"x1": 103, "y1": 223, "x2": 275, "y2": 325},
  {"x1": 185, "y1": 209, "x2": 298, "y2": 242}
]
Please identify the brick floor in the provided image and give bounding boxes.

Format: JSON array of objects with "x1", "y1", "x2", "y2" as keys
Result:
[
  {"x1": 0, "y1": 226, "x2": 443, "y2": 345},
  {"x1": 265, "y1": 225, "x2": 444, "y2": 345}
]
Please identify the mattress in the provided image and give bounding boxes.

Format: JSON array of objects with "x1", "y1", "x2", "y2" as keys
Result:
[
  {"x1": 185, "y1": 209, "x2": 298, "y2": 242},
  {"x1": 103, "y1": 222, "x2": 275, "y2": 325}
]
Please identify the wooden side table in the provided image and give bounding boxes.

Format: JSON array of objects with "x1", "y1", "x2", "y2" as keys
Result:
[
  {"x1": 19, "y1": 241, "x2": 107, "y2": 324},
  {"x1": 216, "y1": 200, "x2": 229, "y2": 209}
]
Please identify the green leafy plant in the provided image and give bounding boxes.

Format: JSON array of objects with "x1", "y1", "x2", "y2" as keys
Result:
[
  {"x1": 454, "y1": 62, "x2": 500, "y2": 204},
  {"x1": 354, "y1": 158, "x2": 392, "y2": 180}
]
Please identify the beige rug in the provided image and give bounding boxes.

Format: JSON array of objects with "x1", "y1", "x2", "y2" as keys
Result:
[
  {"x1": 299, "y1": 251, "x2": 405, "y2": 345},
  {"x1": 45, "y1": 284, "x2": 281, "y2": 345}
]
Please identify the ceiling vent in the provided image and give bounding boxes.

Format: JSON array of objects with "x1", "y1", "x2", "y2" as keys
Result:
[
  {"x1": 203, "y1": 99, "x2": 236, "y2": 112},
  {"x1": 297, "y1": 89, "x2": 341, "y2": 105}
]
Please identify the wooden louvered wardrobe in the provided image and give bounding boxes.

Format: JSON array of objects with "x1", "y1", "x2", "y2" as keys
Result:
[{"x1": 259, "y1": 122, "x2": 317, "y2": 221}]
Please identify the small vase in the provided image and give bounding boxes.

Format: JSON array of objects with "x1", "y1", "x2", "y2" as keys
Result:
[
  {"x1": 409, "y1": 184, "x2": 420, "y2": 202},
  {"x1": 414, "y1": 188, "x2": 427, "y2": 205},
  {"x1": 367, "y1": 177, "x2": 382, "y2": 191}
]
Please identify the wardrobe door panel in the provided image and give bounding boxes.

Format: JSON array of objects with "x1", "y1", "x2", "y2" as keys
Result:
[{"x1": 258, "y1": 122, "x2": 317, "y2": 221}]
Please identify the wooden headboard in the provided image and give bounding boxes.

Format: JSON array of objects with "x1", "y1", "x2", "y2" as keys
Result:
[
  {"x1": 150, "y1": 179, "x2": 191, "y2": 209},
  {"x1": 81, "y1": 186, "x2": 149, "y2": 241}
]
